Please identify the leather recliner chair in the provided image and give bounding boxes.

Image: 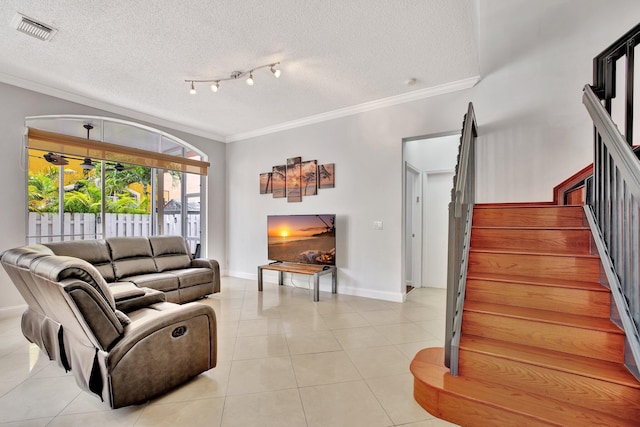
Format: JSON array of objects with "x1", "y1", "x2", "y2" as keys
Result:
[{"x1": 1, "y1": 245, "x2": 217, "y2": 408}]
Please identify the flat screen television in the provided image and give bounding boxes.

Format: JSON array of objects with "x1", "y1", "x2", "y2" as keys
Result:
[{"x1": 267, "y1": 214, "x2": 336, "y2": 265}]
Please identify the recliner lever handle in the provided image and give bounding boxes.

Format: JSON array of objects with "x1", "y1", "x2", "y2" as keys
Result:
[{"x1": 172, "y1": 325, "x2": 187, "y2": 338}]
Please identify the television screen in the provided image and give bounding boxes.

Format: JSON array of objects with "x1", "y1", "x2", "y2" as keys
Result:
[{"x1": 267, "y1": 214, "x2": 336, "y2": 265}]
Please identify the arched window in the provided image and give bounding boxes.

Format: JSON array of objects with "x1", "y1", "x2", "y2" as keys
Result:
[{"x1": 24, "y1": 115, "x2": 208, "y2": 255}]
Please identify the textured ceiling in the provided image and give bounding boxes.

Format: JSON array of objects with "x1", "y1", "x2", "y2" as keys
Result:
[{"x1": 0, "y1": 0, "x2": 479, "y2": 141}]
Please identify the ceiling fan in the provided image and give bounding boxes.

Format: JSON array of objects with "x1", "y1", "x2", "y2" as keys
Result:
[
  {"x1": 106, "y1": 162, "x2": 134, "y2": 172},
  {"x1": 82, "y1": 123, "x2": 133, "y2": 172},
  {"x1": 43, "y1": 152, "x2": 68, "y2": 165}
]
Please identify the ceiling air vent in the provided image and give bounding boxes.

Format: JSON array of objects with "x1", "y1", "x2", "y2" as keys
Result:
[{"x1": 11, "y1": 13, "x2": 57, "y2": 41}]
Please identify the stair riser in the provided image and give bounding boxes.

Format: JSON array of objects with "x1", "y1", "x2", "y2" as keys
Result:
[
  {"x1": 468, "y1": 252, "x2": 599, "y2": 282},
  {"x1": 458, "y1": 350, "x2": 640, "y2": 417},
  {"x1": 462, "y1": 311, "x2": 624, "y2": 362},
  {"x1": 465, "y1": 279, "x2": 610, "y2": 318},
  {"x1": 473, "y1": 207, "x2": 585, "y2": 228},
  {"x1": 470, "y1": 228, "x2": 592, "y2": 255}
]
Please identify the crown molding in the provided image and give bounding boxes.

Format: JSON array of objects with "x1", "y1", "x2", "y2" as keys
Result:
[
  {"x1": 226, "y1": 75, "x2": 480, "y2": 142},
  {"x1": 0, "y1": 71, "x2": 227, "y2": 143},
  {"x1": 1, "y1": 71, "x2": 480, "y2": 145}
]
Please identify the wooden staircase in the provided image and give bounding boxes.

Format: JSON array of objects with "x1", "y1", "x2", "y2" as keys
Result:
[{"x1": 410, "y1": 203, "x2": 640, "y2": 426}]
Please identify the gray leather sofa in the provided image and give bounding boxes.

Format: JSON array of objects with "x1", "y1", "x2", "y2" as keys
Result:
[
  {"x1": 43, "y1": 236, "x2": 220, "y2": 306},
  {"x1": 0, "y1": 236, "x2": 218, "y2": 408}
]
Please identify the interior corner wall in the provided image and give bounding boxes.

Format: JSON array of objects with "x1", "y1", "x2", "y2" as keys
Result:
[
  {"x1": 473, "y1": 0, "x2": 640, "y2": 203},
  {"x1": 0, "y1": 82, "x2": 227, "y2": 316}
]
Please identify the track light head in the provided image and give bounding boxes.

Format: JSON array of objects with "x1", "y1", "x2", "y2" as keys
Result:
[
  {"x1": 246, "y1": 73, "x2": 254, "y2": 86},
  {"x1": 189, "y1": 81, "x2": 196, "y2": 95},
  {"x1": 210, "y1": 81, "x2": 220, "y2": 92},
  {"x1": 271, "y1": 66, "x2": 281, "y2": 78}
]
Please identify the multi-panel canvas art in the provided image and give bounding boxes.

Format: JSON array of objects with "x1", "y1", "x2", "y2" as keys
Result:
[{"x1": 260, "y1": 157, "x2": 333, "y2": 202}]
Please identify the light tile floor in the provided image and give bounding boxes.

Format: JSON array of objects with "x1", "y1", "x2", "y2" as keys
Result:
[{"x1": 0, "y1": 277, "x2": 459, "y2": 426}]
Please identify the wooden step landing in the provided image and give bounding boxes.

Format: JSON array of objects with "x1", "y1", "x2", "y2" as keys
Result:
[
  {"x1": 411, "y1": 347, "x2": 637, "y2": 427},
  {"x1": 458, "y1": 336, "x2": 640, "y2": 417}
]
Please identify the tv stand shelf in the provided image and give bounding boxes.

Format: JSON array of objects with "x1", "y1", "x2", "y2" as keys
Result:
[{"x1": 257, "y1": 263, "x2": 337, "y2": 301}]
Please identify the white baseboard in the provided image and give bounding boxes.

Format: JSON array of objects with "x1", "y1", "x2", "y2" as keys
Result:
[
  {"x1": 225, "y1": 271, "x2": 404, "y2": 303},
  {"x1": 227, "y1": 270, "x2": 258, "y2": 281},
  {"x1": 337, "y1": 286, "x2": 405, "y2": 303},
  {"x1": 0, "y1": 304, "x2": 26, "y2": 320}
]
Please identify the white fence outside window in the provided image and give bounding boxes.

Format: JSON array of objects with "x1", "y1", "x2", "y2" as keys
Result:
[{"x1": 27, "y1": 213, "x2": 201, "y2": 254}]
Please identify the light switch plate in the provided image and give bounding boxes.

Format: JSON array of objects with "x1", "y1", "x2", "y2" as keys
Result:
[{"x1": 373, "y1": 221, "x2": 383, "y2": 230}]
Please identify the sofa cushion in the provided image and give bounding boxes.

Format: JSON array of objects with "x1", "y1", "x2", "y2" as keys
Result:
[
  {"x1": 45, "y1": 240, "x2": 116, "y2": 282},
  {"x1": 107, "y1": 237, "x2": 157, "y2": 279},
  {"x1": 169, "y1": 268, "x2": 213, "y2": 288},
  {"x1": 125, "y1": 272, "x2": 179, "y2": 292},
  {"x1": 149, "y1": 236, "x2": 191, "y2": 272}
]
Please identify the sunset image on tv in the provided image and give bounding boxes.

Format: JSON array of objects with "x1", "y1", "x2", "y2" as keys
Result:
[{"x1": 267, "y1": 214, "x2": 336, "y2": 265}]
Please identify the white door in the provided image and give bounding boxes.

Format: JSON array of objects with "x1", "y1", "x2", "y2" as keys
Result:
[
  {"x1": 405, "y1": 162, "x2": 422, "y2": 288},
  {"x1": 423, "y1": 170, "x2": 454, "y2": 288}
]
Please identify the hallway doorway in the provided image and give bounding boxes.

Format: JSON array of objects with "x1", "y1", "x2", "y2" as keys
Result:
[{"x1": 403, "y1": 133, "x2": 459, "y2": 293}]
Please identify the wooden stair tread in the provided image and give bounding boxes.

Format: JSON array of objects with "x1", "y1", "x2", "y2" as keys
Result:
[
  {"x1": 464, "y1": 301, "x2": 623, "y2": 334},
  {"x1": 465, "y1": 271, "x2": 608, "y2": 292},
  {"x1": 459, "y1": 336, "x2": 640, "y2": 388},
  {"x1": 472, "y1": 226, "x2": 590, "y2": 230},
  {"x1": 472, "y1": 205, "x2": 586, "y2": 228},
  {"x1": 470, "y1": 227, "x2": 593, "y2": 255},
  {"x1": 470, "y1": 248, "x2": 599, "y2": 259},
  {"x1": 475, "y1": 203, "x2": 571, "y2": 208},
  {"x1": 411, "y1": 347, "x2": 636, "y2": 426}
]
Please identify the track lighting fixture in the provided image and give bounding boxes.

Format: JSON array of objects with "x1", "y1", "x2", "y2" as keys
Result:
[{"x1": 185, "y1": 62, "x2": 280, "y2": 94}]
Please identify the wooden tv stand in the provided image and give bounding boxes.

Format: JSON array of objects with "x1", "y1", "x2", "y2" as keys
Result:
[{"x1": 257, "y1": 262, "x2": 337, "y2": 301}]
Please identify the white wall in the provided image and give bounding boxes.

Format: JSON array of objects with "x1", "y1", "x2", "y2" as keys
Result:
[
  {"x1": 0, "y1": 82, "x2": 227, "y2": 317},
  {"x1": 226, "y1": 103, "x2": 469, "y2": 302},
  {"x1": 405, "y1": 135, "x2": 459, "y2": 172},
  {"x1": 226, "y1": 0, "x2": 640, "y2": 301},
  {"x1": 474, "y1": 0, "x2": 640, "y2": 202}
]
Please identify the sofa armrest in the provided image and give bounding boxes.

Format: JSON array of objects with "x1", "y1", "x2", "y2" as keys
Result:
[
  {"x1": 110, "y1": 282, "x2": 145, "y2": 300},
  {"x1": 191, "y1": 258, "x2": 220, "y2": 293},
  {"x1": 109, "y1": 283, "x2": 166, "y2": 313},
  {"x1": 108, "y1": 302, "x2": 217, "y2": 368}
]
